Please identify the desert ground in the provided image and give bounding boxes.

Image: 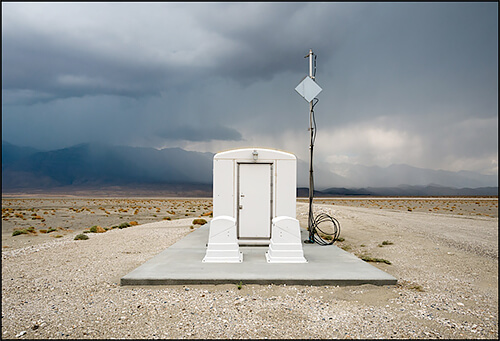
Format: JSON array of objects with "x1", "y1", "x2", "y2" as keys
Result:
[{"x1": 1, "y1": 196, "x2": 498, "y2": 339}]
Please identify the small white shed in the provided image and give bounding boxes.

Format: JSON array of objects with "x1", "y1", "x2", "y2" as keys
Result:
[{"x1": 212, "y1": 148, "x2": 297, "y2": 245}]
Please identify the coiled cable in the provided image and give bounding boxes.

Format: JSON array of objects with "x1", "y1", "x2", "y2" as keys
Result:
[{"x1": 308, "y1": 212, "x2": 341, "y2": 245}]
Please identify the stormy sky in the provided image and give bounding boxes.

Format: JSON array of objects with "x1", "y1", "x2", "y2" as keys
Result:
[{"x1": 2, "y1": 2, "x2": 498, "y2": 175}]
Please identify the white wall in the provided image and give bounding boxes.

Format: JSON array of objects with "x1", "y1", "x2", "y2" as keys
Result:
[{"x1": 213, "y1": 148, "x2": 296, "y2": 222}]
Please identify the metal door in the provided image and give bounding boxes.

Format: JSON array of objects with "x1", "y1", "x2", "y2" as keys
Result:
[{"x1": 237, "y1": 163, "x2": 272, "y2": 240}]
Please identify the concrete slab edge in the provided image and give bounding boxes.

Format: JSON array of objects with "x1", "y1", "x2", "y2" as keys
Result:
[{"x1": 120, "y1": 277, "x2": 397, "y2": 286}]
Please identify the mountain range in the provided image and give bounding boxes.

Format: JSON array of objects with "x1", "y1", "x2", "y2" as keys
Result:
[{"x1": 2, "y1": 141, "x2": 497, "y2": 196}]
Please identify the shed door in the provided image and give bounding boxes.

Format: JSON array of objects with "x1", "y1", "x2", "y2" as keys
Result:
[{"x1": 238, "y1": 163, "x2": 272, "y2": 239}]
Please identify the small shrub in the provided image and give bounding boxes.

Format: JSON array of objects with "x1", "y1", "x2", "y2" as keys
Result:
[
  {"x1": 341, "y1": 245, "x2": 351, "y2": 251},
  {"x1": 118, "y1": 222, "x2": 130, "y2": 229},
  {"x1": 361, "y1": 255, "x2": 391, "y2": 265},
  {"x1": 83, "y1": 230, "x2": 91, "y2": 233},
  {"x1": 163, "y1": 217, "x2": 171, "y2": 220},
  {"x1": 129, "y1": 221, "x2": 138, "y2": 226},
  {"x1": 237, "y1": 281, "x2": 243, "y2": 290},
  {"x1": 192, "y1": 218, "x2": 207, "y2": 225},
  {"x1": 409, "y1": 284, "x2": 425, "y2": 292},
  {"x1": 47, "y1": 228, "x2": 57, "y2": 233},
  {"x1": 190, "y1": 225, "x2": 194, "y2": 230},
  {"x1": 53, "y1": 235, "x2": 63, "y2": 238},
  {"x1": 89, "y1": 225, "x2": 106, "y2": 233},
  {"x1": 39, "y1": 229, "x2": 48, "y2": 234},
  {"x1": 381, "y1": 240, "x2": 393, "y2": 245},
  {"x1": 74, "y1": 234, "x2": 89, "y2": 240},
  {"x1": 337, "y1": 237, "x2": 345, "y2": 242},
  {"x1": 12, "y1": 229, "x2": 27, "y2": 236}
]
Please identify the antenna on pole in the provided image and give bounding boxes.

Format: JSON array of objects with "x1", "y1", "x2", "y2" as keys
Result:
[
  {"x1": 295, "y1": 49, "x2": 341, "y2": 245},
  {"x1": 295, "y1": 49, "x2": 322, "y2": 242}
]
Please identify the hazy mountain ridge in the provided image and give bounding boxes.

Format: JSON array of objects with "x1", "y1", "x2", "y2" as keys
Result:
[
  {"x1": 318, "y1": 162, "x2": 498, "y2": 189},
  {"x1": 2, "y1": 142, "x2": 213, "y2": 189},
  {"x1": 2, "y1": 141, "x2": 497, "y2": 196}
]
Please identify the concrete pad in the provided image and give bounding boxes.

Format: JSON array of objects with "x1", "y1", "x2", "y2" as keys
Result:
[{"x1": 121, "y1": 223, "x2": 397, "y2": 286}]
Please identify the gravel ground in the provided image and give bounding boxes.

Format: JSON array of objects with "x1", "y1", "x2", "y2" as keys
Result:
[{"x1": 1, "y1": 198, "x2": 498, "y2": 339}]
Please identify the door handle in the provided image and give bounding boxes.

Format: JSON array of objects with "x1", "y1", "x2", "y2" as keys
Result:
[{"x1": 239, "y1": 205, "x2": 243, "y2": 209}]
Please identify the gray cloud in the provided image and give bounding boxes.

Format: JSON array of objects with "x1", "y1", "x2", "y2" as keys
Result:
[
  {"x1": 1, "y1": 2, "x2": 497, "y2": 178},
  {"x1": 156, "y1": 125, "x2": 242, "y2": 142}
]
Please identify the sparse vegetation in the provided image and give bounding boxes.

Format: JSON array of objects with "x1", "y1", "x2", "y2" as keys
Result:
[
  {"x1": 74, "y1": 234, "x2": 89, "y2": 240},
  {"x1": 192, "y1": 218, "x2": 207, "y2": 225},
  {"x1": 89, "y1": 225, "x2": 106, "y2": 233},
  {"x1": 118, "y1": 222, "x2": 131, "y2": 229},
  {"x1": 12, "y1": 229, "x2": 27, "y2": 236},
  {"x1": 378, "y1": 240, "x2": 394, "y2": 247},
  {"x1": 409, "y1": 284, "x2": 424, "y2": 292},
  {"x1": 237, "y1": 281, "x2": 243, "y2": 290},
  {"x1": 341, "y1": 245, "x2": 351, "y2": 251},
  {"x1": 361, "y1": 255, "x2": 391, "y2": 264}
]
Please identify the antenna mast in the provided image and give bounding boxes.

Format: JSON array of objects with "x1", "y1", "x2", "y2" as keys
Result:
[
  {"x1": 295, "y1": 48, "x2": 341, "y2": 245},
  {"x1": 307, "y1": 49, "x2": 315, "y2": 239}
]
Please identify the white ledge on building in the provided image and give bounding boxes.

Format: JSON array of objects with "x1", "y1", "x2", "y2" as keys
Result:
[
  {"x1": 202, "y1": 216, "x2": 243, "y2": 263},
  {"x1": 266, "y1": 216, "x2": 307, "y2": 263}
]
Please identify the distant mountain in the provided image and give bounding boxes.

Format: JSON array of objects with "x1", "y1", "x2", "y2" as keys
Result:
[
  {"x1": 317, "y1": 185, "x2": 498, "y2": 197},
  {"x1": 296, "y1": 159, "x2": 349, "y2": 188},
  {"x1": 2, "y1": 142, "x2": 213, "y2": 189},
  {"x1": 1, "y1": 141, "x2": 41, "y2": 170},
  {"x1": 2, "y1": 141, "x2": 497, "y2": 196},
  {"x1": 317, "y1": 162, "x2": 498, "y2": 189}
]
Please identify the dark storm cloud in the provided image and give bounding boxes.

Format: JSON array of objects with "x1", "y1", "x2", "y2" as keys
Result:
[
  {"x1": 2, "y1": 30, "x2": 170, "y2": 103},
  {"x1": 1, "y1": 2, "x2": 356, "y2": 103},
  {"x1": 190, "y1": 2, "x2": 357, "y2": 83},
  {"x1": 1, "y1": 2, "x2": 498, "y2": 177},
  {"x1": 156, "y1": 124, "x2": 242, "y2": 142}
]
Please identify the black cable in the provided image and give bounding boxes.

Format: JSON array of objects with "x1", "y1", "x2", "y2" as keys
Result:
[
  {"x1": 310, "y1": 212, "x2": 341, "y2": 245},
  {"x1": 305, "y1": 94, "x2": 342, "y2": 245}
]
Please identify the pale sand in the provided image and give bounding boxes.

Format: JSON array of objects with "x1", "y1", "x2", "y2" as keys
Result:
[{"x1": 1, "y1": 197, "x2": 498, "y2": 339}]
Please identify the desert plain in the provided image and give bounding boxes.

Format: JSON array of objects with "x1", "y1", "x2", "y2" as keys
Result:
[{"x1": 1, "y1": 195, "x2": 498, "y2": 339}]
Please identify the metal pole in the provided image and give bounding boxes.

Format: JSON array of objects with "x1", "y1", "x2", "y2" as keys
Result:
[
  {"x1": 308, "y1": 49, "x2": 314, "y2": 239},
  {"x1": 309, "y1": 48, "x2": 314, "y2": 79}
]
